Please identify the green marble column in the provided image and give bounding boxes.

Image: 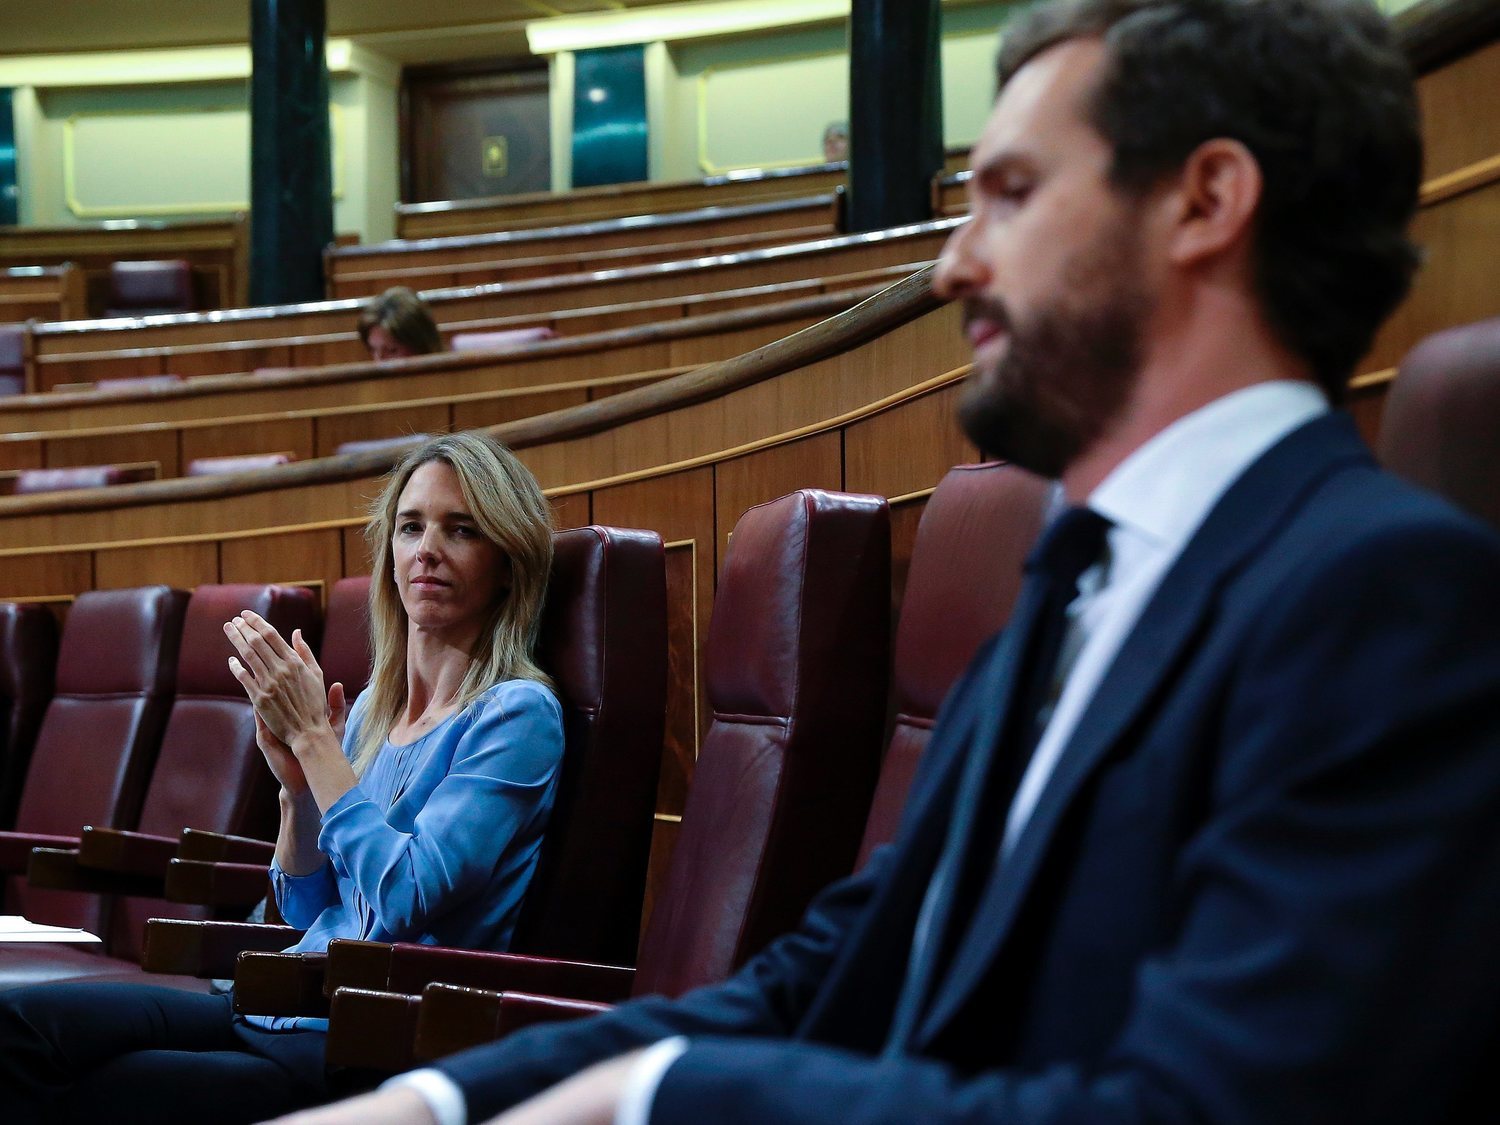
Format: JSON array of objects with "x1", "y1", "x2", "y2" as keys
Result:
[
  {"x1": 847, "y1": 0, "x2": 943, "y2": 233},
  {"x1": 249, "y1": 0, "x2": 334, "y2": 306}
]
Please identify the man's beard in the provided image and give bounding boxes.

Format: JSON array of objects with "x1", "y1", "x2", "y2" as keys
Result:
[{"x1": 957, "y1": 254, "x2": 1152, "y2": 480}]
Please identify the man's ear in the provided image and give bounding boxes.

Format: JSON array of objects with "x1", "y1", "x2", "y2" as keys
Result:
[{"x1": 1166, "y1": 138, "x2": 1262, "y2": 268}]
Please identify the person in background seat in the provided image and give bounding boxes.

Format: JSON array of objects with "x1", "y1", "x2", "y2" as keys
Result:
[{"x1": 359, "y1": 287, "x2": 445, "y2": 362}]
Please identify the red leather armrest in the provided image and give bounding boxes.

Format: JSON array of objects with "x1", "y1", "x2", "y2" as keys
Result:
[
  {"x1": 177, "y1": 828, "x2": 276, "y2": 864},
  {"x1": 414, "y1": 984, "x2": 610, "y2": 1061},
  {"x1": 77, "y1": 826, "x2": 179, "y2": 877},
  {"x1": 324, "y1": 988, "x2": 423, "y2": 1072},
  {"x1": 0, "y1": 830, "x2": 79, "y2": 873},
  {"x1": 233, "y1": 951, "x2": 329, "y2": 1016},
  {"x1": 141, "y1": 918, "x2": 301, "y2": 978},
  {"x1": 27, "y1": 847, "x2": 167, "y2": 897},
  {"x1": 385, "y1": 945, "x2": 635, "y2": 1003},
  {"x1": 164, "y1": 858, "x2": 271, "y2": 908}
]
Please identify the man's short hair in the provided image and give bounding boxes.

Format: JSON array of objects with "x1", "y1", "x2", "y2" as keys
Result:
[{"x1": 999, "y1": 0, "x2": 1422, "y2": 399}]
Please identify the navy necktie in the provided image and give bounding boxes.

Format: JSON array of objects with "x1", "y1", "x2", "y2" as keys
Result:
[{"x1": 885, "y1": 505, "x2": 1111, "y2": 1054}]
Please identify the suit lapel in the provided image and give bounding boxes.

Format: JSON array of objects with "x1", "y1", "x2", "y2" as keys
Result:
[{"x1": 914, "y1": 413, "x2": 1373, "y2": 1046}]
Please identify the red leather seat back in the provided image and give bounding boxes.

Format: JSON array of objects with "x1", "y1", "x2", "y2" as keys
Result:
[
  {"x1": 0, "y1": 326, "x2": 24, "y2": 377},
  {"x1": 185, "y1": 453, "x2": 293, "y2": 476},
  {"x1": 0, "y1": 604, "x2": 59, "y2": 831},
  {"x1": 1379, "y1": 316, "x2": 1500, "y2": 530},
  {"x1": 857, "y1": 463, "x2": 1050, "y2": 865},
  {"x1": 109, "y1": 584, "x2": 321, "y2": 959},
  {"x1": 633, "y1": 490, "x2": 890, "y2": 998},
  {"x1": 8, "y1": 587, "x2": 188, "y2": 931},
  {"x1": 105, "y1": 259, "x2": 195, "y2": 317},
  {"x1": 321, "y1": 576, "x2": 373, "y2": 703},
  {"x1": 512, "y1": 526, "x2": 667, "y2": 966}
]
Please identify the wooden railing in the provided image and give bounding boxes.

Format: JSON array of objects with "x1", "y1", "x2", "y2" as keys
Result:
[
  {"x1": 327, "y1": 194, "x2": 839, "y2": 293},
  {"x1": 0, "y1": 216, "x2": 250, "y2": 316},
  {"x1": 0, "y1": 286, "x2": 879, "y2": 474},
  {"x1": 0, "y1": 265, "x2": 88, "y2": 324},
  {"x1": 23, "y1": 221, "x2": 956, "y2": 392}
]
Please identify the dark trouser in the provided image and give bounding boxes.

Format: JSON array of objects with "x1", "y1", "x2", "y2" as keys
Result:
[{"x1": 0, "y1": 982, "x2": 346, "y2": 1124}]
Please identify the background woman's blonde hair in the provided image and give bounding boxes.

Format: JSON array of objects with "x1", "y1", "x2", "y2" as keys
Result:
[{"x1": 352, "y1": 432, "x2": 554, "y2": 775}]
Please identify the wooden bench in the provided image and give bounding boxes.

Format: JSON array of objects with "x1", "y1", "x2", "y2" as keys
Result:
[
  {"x1": 327, "y1": 193, "x2": 839, "y2": 291},
  {"x1": 26, "y1": 221, "x2": 956, "y2": 391},
  {"x1": 0, "y1": 216, "x2": 250, "y2": 317},
  {"x1": 0, "y1": 285, "x2": 875, "y2": 473},
  {"x1": 397, "y1": 163, "x2": 848, "y2": 239},
  {"x1": 0, "y1": 265, "x2": 88, "y2": 324}
]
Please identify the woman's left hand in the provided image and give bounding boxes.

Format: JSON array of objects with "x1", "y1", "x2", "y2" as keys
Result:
[{"x1": 225, "y1": 610, "x2": 332, "y2": 751}]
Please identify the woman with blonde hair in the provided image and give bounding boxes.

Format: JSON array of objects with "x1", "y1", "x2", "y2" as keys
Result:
[{"x1": 0, "y1": 432, "x2": 564, "y2": 1123}]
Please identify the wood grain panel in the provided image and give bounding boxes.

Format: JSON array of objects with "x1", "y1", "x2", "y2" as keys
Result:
[
  {"x1": 179, "y1": 418, "x2": 316, "y2": 469},
  {"x1": 0, "y1": 440, "x2": 43, "y2": 472},
  {"x1": 314, "y1": 405, "x2": 452, "y2": 458},
  {"x1": 548, "y1": 491, "x2": 591, "y2": 532},
  {"x1": 221, "y1": 528, "x2": 346, "y2": 594},
  {"x1": 47, "y1": 430, "x2": 176, "y2": 477},
  {"x1": 665, "y1": 318, "x2": 817, "y2": 366},
  {"x1": 1364, "y1": 177, "x2": 1500, "y2": 373},
  {"x1": 342, "y1": 525, "x2": 375, "y2": 576},
  {"x1": 452, "y1": 390, "x2": 588, "y2": 431},
  {"x1": 1418, "y1": 36, "x2": 1500, "y2": 180},
  {"x1": 713, "y1": 433, "x2": 843, "y2": 567},
  {"x1": 843, "y1": 380, "x2": 976, "y2": 500},
  {"x1": 2, "y1": 552, "x2": 93, "y2": 598},
  {"x1": 95, "y1": 541, "x2": 218, "y2": 591}
]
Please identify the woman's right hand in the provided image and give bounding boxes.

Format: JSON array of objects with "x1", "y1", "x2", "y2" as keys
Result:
[{"x1": 255, "y1": 712, "x2": 309, "y2": 796}]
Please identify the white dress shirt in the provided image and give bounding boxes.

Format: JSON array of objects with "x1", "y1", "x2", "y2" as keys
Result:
[{"x1": 390, "y1": 379, "x2": 1329, "y2": 1125}]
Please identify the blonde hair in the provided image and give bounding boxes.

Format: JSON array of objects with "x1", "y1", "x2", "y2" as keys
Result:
[{"x1": 352, "y1": 432, "x2": 554, "y2": 775}]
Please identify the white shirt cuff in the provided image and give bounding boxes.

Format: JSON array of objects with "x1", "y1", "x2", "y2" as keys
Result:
[
  {"x1": 614, "y1": 1037, "x2": 690, "y2": 1125},
  {"x1": 381, "y1": 1067, "x2": 468, "y2": 1125}
]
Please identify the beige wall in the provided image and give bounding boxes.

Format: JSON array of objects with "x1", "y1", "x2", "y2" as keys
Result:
[
  {"x1": 2, "y1": 43, "x2": 400, "y2": 242},
  {"x1": 648, "y1": 2, "x2": 1007, "y2": 182}
]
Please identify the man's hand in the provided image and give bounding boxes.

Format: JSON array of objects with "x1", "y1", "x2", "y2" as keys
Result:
[
  {"x1": 486, "y1": 1050, "x2": 645, "y2": 1125},
  {"x1": 260, "y1": 1087, "x2": 436, "y2": 1125}
]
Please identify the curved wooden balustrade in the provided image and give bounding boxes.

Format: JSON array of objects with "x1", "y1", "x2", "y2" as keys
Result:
[
  {"x1": 328, "y1": 221, "x2": 837, "y2": 301},
  {"x1": 0, "y1": 286, "x2": 879, "y2": 475},
  {"x1": 8, "y1": 266, "x2": 913, "y2": 399},
  {"x1": 397, "y1": 162, "x2": 849, "y2": 239},
  {"x1": 329, "y1": 194, "x2": 838, "y2": 283},
  {"x1": 25, "y1": 221, "x2": 958, "y2": 392}
]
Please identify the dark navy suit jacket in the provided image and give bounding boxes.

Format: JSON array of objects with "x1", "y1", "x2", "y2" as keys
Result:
[{"x1": 440, "y1": 413, "x2": 1500, "y2": 1124}]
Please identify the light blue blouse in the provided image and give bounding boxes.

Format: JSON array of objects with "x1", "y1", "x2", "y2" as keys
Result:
[{"x1": 246, "y1": 678, "x2": 563, "y2": 1032}]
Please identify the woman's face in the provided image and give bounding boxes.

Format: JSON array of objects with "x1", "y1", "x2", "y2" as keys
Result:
[
  {"x1": 367, "y1": 325, "x2": 415, "y2": 362},
  {"x1": 392, "y1": 460, "x2": 510, "y2": 640}
]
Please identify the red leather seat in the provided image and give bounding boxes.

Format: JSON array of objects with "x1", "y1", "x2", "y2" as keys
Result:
[
  {"x1": 146, "y1": 526, "x2": 668, "y2": 997},
  {"x1": 1, "y1": 585, "x2": 319, "y2": 990},
  {"x1": 320, "y1": 576, "x2": 373, "y2": 703},
  {"x1": 449, "y1": 327, "x2": 557, "y2": 352},
  {"x1": 857, "y1": 462, "x2": 1049, "y2": 862},
  {"x1": 104, "y1": 260, "x2": 195, "y2": 318},
  {"x1": 0, "y1": 588, "x2": 188, "y2": 935},
  {"x1": 320, "y1": 489, "x2": 890, "y2": 1067},
  {"x1": 0, "y1": 605, "x2": 59, "y2": 831},
  {"x1": 1379, "y1": 316, "x2": 1500, "y2": 530}
]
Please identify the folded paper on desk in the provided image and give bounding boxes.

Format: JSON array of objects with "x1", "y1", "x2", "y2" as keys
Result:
[{"x1": 0, "y1": 915, "x2": 102, "y2": 943}]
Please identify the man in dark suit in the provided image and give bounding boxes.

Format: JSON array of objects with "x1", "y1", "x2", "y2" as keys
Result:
[{"x1": 279, "y1": 1, "x2": 1500, "y2": 1122}]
